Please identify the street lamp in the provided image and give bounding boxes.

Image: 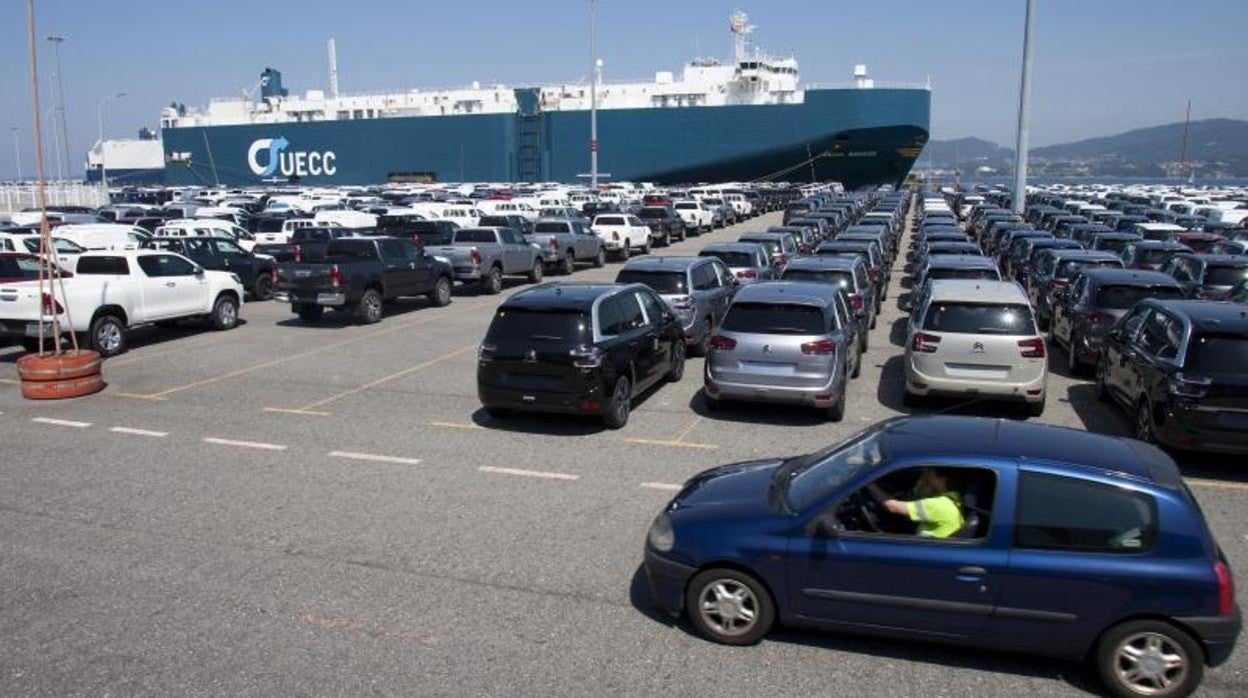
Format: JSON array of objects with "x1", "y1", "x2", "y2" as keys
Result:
[
  {"x1": 97, "y1": 92, "x2": 126, "y2": 187},
  {"x1": 45, "y1": 35, "x2": 70, "y2": 180},
  {"x1": 10, "y1": 127, "x2": 20, "y2": 181},
  {"x1": 588, "y1": 0, "x2": 599, "y2": 190}
]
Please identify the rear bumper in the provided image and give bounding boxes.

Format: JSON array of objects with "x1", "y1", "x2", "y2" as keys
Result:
[
  {"x1": 0, "y1": 319, "x2": 57, "y2": 339},
  {"x1": 905, "y1": 357, "x2": 1046, "y2": 402},
  {"x1": 478, "y1": 381, "x2": 607, "y2": 416},
  {"x1": 452, "y1": 267, "x2": 485, "y2": 281},
  {"x1": 705, "y1": 363, "x2": 843, "y2": 407},
  {"x1": 1177, "y1": 612, "x2": 1242, "y2": 666},
  {"x1": 643, "y1": 548, "x2": 695, "y2": 617},
  {"x1": 282, "y1": 290, "x2": 346, "y2": 307},
  {"x1": 1156, "y1": 408, "x2": 1248, "y2": 455}
]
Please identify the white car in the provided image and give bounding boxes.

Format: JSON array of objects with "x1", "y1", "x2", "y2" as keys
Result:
[
  {"x1": 0, "y1": 233, "x2": 85, "y2": 272},
  {"x1": 0, "y1": 250, "x2": 245, "y2": 356},
  {"x1": 591, "y1": 214, "x2": 652, "y2": 260},
  {"x1": 155, "y1": 218, "x2": 259, "y2": 251},
  {"x1": 254, "y1": 218, "x2": 326, "y2": 246},
  {"x1": 673, "y1": 200, "x2": 715, "y2": 234},
  {"x1": 722, "y1": 192, "x2": 754, "y2": 218}
]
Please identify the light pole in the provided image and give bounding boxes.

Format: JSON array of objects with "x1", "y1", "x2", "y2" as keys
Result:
[
  {"x1": 46, "y1": 35, "x2": 70, "y2": 180},
  {"x1": 10, "y1": 128, "x2": 21, "y2": 181},
  {"x1": 46, "y1": 106, "x2": 62, "y2": 181},
  {"x1": 97, "y1": 92, "x2": 125, "y2": 187},
  {"x1": 1011, "y1": 0, "x2": 1035, "y2": 214},
  {"x1": 588, "y1": 0, "x2": 598, "y2": 190}
]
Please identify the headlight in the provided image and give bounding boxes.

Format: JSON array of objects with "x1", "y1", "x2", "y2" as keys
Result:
[{"x1": 648, "y1": 513, "x2": 674, "y2": 552}]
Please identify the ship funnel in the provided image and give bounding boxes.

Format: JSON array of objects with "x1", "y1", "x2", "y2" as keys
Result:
[{"x1": 328, "y1": 38, "x2": 340, "y2": 99}]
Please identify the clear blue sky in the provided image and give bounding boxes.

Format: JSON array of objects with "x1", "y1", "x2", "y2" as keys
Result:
[{"x1": 3, "y1": 0, "x2": 1246, "y2": 177}]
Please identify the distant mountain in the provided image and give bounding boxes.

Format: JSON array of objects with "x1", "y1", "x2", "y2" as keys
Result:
[{"x1": 923, "y1": 118, "x2": 1248, "y2": 177}]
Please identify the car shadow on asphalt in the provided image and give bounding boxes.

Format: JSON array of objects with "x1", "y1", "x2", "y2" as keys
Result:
[
  {"x1": 471, "y1": 381, "x2": 669, "y2": 436},
  {"x1": 273, "y1": 296, "x2": 448, "y2": 329},
  {"x1": 626, "y1": 564, "x2": 1102, "y2": 694},
  {"x1": 888, "y1": 316, "x2": 908, "y2": 348},
  {"x1": 687, "y1": 390, "x2": 828, "y2": 427},
  {"x1": 0, "y1": 319, "x2": 250, "y2": 362},
  {"x1": 452, "y1": 277, "x2": 532, "y2": 297}
]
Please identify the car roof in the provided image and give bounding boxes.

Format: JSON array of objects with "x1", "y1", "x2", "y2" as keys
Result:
[
  {"x1": 1050, "y1": 249, "x2": 1122, "y2": 261},
  {"x1": 924, "y1": 254, "x2": 997, "y2": 268},
  {"x1": 1080, "y1": 268, "x2": 1178, "y2": 286},
  {"x1": 1179, "y1": 253, "x2": 1248, "y2": 265},
  {"x1": 738, "y1": 232, "x2": 788, "y2": 241},
  {"x1": 784, "y1": 256, "x2": 861, "y2": 271},
  {"x1": 501, "y1": 282, "x2": 632, "y2": 311},
  {"x1": 701, "y1": 242, "x2": 763, "y2": 254},
  {"x1": 1150, "y1": 299, "x2": 1248, "y2": 331},
  {"x1": 874, "y1": 416, "x2": 1181, "y2": 489},
  {"x1": 1091, "y1": 231, "x2": 1142, "y2": 239},
  {"x1": 620, "y1": 256, "x2": 704, "y2": 271},
  {"x1": 734, "y1": 281, "x2": 836, "y2": 306},
  {"x1": 1129, "y1": 240, "x2": 1191, "y2": 249},
  {"x1": 927, "y1": 279, "x2": 1028, "y2": 303}
]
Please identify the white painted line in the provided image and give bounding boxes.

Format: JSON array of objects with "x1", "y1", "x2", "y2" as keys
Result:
[
  {"x1": 640, "y1": 482, "x2": 683, "y2": 492},
  {"x1": 110, "y1": 426, "x2": 169, "y2": 438},
  {"x1": 31, "y1": 417, "x2": 91, "y2": 428},
  {"x1": 328, "y1": 451, "x2": 422, "y2": 466},
  {"x1": 478, "y1": 465, "x2": 578, "y2": 481},
  {"x1": 203, "y1": 437, "x2": 288, "y2": 451}
]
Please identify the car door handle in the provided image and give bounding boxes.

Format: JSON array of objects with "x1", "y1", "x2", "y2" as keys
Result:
[
  {"x1": 957, "y1": 566, "x2": 987, "y2": 577},
  {"x1": 165, "y1": 282, "x2": 176, "y2": 287}
]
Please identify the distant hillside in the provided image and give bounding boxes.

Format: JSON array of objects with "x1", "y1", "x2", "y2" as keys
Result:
[{"x1": 923, "y1": 118, "x2": 1248, "y2": 177}]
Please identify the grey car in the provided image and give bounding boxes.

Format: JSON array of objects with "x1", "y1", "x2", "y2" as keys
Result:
[
  {"x1": 738, "y1": 232, "x2": 800, "y2": 270},
  {"x1": 779, "y1": 255, "x2": 874, "y2": 355},
  {"x1": 768, "y1": 224, "x2": 819, "y2": 254},
  {"x1": 615, "y1": 256, "x2": 737, "y2": 355},
  {"x1": 703, "y1": 281, "x2": 852, "y2": 421},
  {"x1": 698, "y1": 243, "x2": 775, "y2": 285}
]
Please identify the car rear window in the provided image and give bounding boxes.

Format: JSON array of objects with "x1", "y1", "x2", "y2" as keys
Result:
[
  {"x1": 454, "y1": 229, "x2": 499, "y2": 244},
  {"x1": 615, "y1": 269, "x2": 687, "y2": 294},
  {"x1": 75, "y1": 256, "x2": 130, "y2": 275},
  {"x1": 0, "y1": 256, "x2": 41, "y2": 279},
  {"x1": 928, "y1": 267, "x2": 999, "y2": 281},
  {"x1": 744, "y1": 240, "x2": 779, "y2": 256},
  {"x1": 486, "y1": 308, "x2": 590, "y2": 345},
  {"x1": 1057, "y1": 259, "x2": 1121, "y2": 279},
  {"x1": 923, "y1": 302, "x2": 1034, "y2": 335},
  {"x1": 533, "y1": 222, "x2": 572, "y2": 234},
  {"x1": 1139, "y1": 248, "x2": 1176, "y2": 265},
  {"x1": 782, "y1": 269, "x2": 853, "y2": 289},
  {"x1": 1094, "y1": 238, "x2": 1134, "y2": 254},
  {"x1": 699, "y1": 250, "x2": 753, "y2": 267},
  {"x1": 413, "y1": 231, "x2": 454, "y2": 246},
  {"x1": 637, "y1": 208, "x2": 666, "y2": 219},
  {"x1": 674, "y1": 203, "x2": 697, "y2": 210},
  {"x1": 1185, "y1": 333, "x2": 1248, "y2": 374},
  {"x1": 1204, "y1": 264, "x2": 1248, "y2": 286},
  {"x1": 1093, "y1": 284, "x2": 1183, "y2": 309},
  {"x1": 1014, "y1": 472, "x2": 1156, "y2": 553},
  {"x1": 595, "y1": 216, "x2": 625, "y2": 226},
  {"x1": 721, "y1": 302, "x2": 826, "y2": 335}
]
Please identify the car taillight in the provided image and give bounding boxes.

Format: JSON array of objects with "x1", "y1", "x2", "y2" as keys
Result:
[
  {"x1": 40, "y1": 292, "x2": 63, "y2": 315},
  {"x1": 848, "y1": 293, "x2": 864, "y2": 312},
  {"x1": 548, "y1": 236, "x2": 558, "y2": 251},
  {"x1": 570, "y1": 345, "x2": 603, "y2": 368},
  {"x1": 1018, "y1": 337, "x2": 1046, "y2": 358},
  {"x1": 293, "y1": 245, "x2": 303, "y2": 263},
  {"x1": 911, "y1": 332, "x2": 941, "y2": 353},
  {"x1": 478, "y1": 343, "x2": 497, "y2": 363},
  {"x1": 736, "y1": 269, "x2": 757, "y2": 280},
  {"x1": 469, "y1": 248, "x2": 482, "y2": 266},
  {"x1": 708, "y1": 334, "x2": 736, "y2": 351},
  {"x1": 328, "y1": 265, "x2": 344, "y2": 288},
  {"x1": 1169, "y1": 372, "x2": 1212, "y2": 399},
  {"x1": 1215, "y1": 559, "x2": 1236, "y2": 616},
  {"x1": 801, "y1": 339, "x2": 837, "y2": 355}
]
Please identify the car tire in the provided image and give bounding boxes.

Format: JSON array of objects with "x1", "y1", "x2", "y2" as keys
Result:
[
  {"x1": 826, "y1": 386, "x2": 846, "y2": 422},
  {"x1": 685, "y1": 568, "x2": 775, "y2": 646},
  {"x1": 210, "y1": 294, "x2": 239, "y2": 331},
  {"x1": 692, "y1": 318, "x2": 712, "y2": 357},
  {"x1": 89, "y1": 314, "x2": 127, "y2": 358},
  {"x1": 560, "y1": 254, "x2": 575, "y2": 276},
  {"x1": 869, "y1": 311, "x2": 878, "y2": 330},
  {"x1": 602, "y1": 376, "x2": 631, "y2": 429},
  {"x1": 296, "y1": 304, "x2": 324, "y2": 323},
  {"x1": 355, "y1": 288, "x2": 384, "y2": 324},
  {"x1": 619, "y1": 243, "x2": 631, "y2": 261},
  {"x1": 253, "y1": 273, "x2": 274, "y2": 301},
  {"x1": 1094, "y1": 619, "x2": 1202, "y2": 698},
  {"x1": 482, "y1": 267, "x2": 503, "y2": 294},
  {"x1": 1027, "y1": 397, "x2": 1046, "y2": 418},
  {"x1": 593, "y1": 248, "x2": 606, "y2": 268},
  {"x1": 641, "y1": 238, "x2": 652, "y2": 255},
  {"x1": 528, "y1": 261, "x2": 544, "y2": 283},
  {"x1": 661, "y1": 232, "x2": 671, "y2": 247},
  {"x1": 429, "y1": 276, "x2": 452, "y2": 307},
  {"x1": 1094, "y1": 359, "x2": 1111, "y2": 402},
  {"x1": 1067, "y1": 334, "x2": 1084, "y2": 376},
  {"x1": 666, "y1": 342, "x2": 685, "y2": 382},
  {"x1": 851, "y1": 347, "x2": 862, "y2": 378}
]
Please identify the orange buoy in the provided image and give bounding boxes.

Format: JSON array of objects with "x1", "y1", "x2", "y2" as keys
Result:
[{"x1": 16, "y1": 349, "x2": 105, "y2": 400}]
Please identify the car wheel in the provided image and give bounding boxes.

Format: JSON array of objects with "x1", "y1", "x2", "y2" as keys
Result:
[
  {"x1": 355, "y1": 288, "x2": 384, "y2": 324},
  {"x1": 666, "y1": 342, "x2": 685, "y2": 382},
  {"x1": 211, "y1": 294, "x2": 239, "y2": 331},
  {"x1": 1094, "y1": 359, "x2": 1111, "y2": 402},
  {"x1": 89, "y1": 314, "x2": 127, "y2": 357},
  {"x1": 593, "y1": 248, "x2": 606, "y2": 268},
  {"x1": 851, "y1": 346, "x2": 862, "y2": 378},
  {"x1": 685, "y1": 568, "x2": 775, "y2": 646},
  {"x1": 1027, "y1": 396, "x2": 1046, "y2": 418},
  {"x1": 528, "y1": 261, "x2": 544, "y2": 283},
  {"x1": 429, "y1": 276, "x2": 452, "y2": 307},
  {"x1": 641, "y1": 237, "x2": 652, "y2": 255},
  {"x1": 482, "y1": 267, "x2": 503, "y2": 294},
  {"x1": 560, "y1": 254, "x2": 575, "y2": 275},
  {"x1": 296, "y1": 304, "x2": 324, "y2": 323},
  {"x1": 619, "y1": 242, "x2": 631, "y2": 261},
  {"x1": 1095, "y1": 620, "x2": 1202, "y2": 698},
  {"x1": 869, "y1": 310, "x2": 878, "y2": 330},
  {"x1": 602, "y1": 376, "x2": 631, "y2": 429},
  {"x1": 661, "y1": 232, "x2": 671, "y2": 247},
  {"x1": 826, "y1": 385, "x2": 846, "y2": 422},
  {"x1": 253, "y1": 273, "x2": 274, "y2": 301},
  {"x1": 1135, "y1": 400, "x2": 1155, "y2": 444}
]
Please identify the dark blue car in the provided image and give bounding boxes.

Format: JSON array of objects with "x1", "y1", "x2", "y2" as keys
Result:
[{"x1": 643, "y1": 416, "x2": 1239, "y2": 698}]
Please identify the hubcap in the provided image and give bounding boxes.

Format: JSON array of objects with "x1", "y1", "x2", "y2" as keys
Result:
[
  {"x1": 438, "y1": 280, "x2": 450, "y2": 302},
  {"x1": 1115, "y1": 632, "x2": 1187, "y2": 694},
  {"x1": 219, "y1": 301, "x2": 236, "y2": 325},
  {"x1": 698, "y1": 580, "x2": 759, "y2": 637},
  {"x1": 613, "y1": 380, "x2": 629, "y2": 421},
  {"x1": 97, "y1": 322, "x2": 121, "y2": 352},
  {"x1": 367, "y1": 295, "x2": 381, "y2": 320}
]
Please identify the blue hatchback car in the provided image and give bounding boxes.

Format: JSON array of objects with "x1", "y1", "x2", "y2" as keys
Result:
[{"x1": 643, "y1": 416, "x2": 1240, "y2": 698}]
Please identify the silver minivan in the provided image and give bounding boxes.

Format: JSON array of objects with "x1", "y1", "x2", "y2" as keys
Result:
[
  {"x1": 903, "y1": 280, "x2": 1048, "y2": 416},
  {"x1": 698, "y1": 243, "x2": 775, "y2": 284},
  {"x1": 704, "y1": 282, "x2": 852, "y2": 421},
  {"x1": 615, "y1": 256, "x2": 737, "y2": 355}
]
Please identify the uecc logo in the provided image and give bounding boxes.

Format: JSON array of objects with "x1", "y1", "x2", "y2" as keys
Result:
[{"x1": 247, "y1": 137, "x2": 337, "y2": 178}]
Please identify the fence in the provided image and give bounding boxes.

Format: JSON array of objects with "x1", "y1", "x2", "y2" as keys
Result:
[{"x1": 0, "y1": 182, "x2": 109, "y2": 217}]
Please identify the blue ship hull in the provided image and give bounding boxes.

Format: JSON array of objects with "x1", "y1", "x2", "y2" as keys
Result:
[{"x1": 162, "y1": 87, "x2": 929, "y2": 189}]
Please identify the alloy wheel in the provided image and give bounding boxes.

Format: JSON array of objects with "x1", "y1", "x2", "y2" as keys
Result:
[
  {"x1": 1114, "y1": 632, "x2": 1188, "y2": 695},
  {"x1": 697, "y1": 579, "x2": 759, "y2": 638}
]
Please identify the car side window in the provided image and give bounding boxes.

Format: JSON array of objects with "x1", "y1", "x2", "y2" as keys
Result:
[
  {"x1": 184, "y1": 239, "x2": 213, "y2": 256},
  {"x1": 636, "y1": 290, "x2": 667, "y2": 326},
  {"x1": 1117, "y1": 306, "x2": 1152, "y2": 342},
  {"x1": 830, "y1": 465, "x2": 997, "y2": 540},
  {"x1": 614, "y1": 292, "x2": 647, "y2": 332},
  {"x1": 598, "y1": 296, "x2": 625, "y2": 336},
  {"x1": 1137, "y1": 311, "x2": 1182, "y2": 360},
  {"x1": 1171, "y1": 259, "x2": 1191, "y2": 282},
  {"x1": 211, "y1": 239, "x2": 243, "y2": 256},
  {"x1": 1014, "y1": 471, "x2": 1156, "y2": 553},
  {"x1": 380, "y1": 239, "x2": 407, "y2": 260},
  {"x1": 691, "y1": 264, "x2": 715, "y2": 291},
  {"x1": 137, "y1": 254, "x2": 196, "y2": 278}
]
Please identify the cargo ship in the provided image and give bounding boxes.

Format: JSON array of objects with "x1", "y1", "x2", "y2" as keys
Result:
[{"x1": 159, "y1": 12, "x2": 930, "y2": 189}]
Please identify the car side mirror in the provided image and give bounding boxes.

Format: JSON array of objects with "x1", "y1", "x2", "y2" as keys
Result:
[
  {"x1": 806, "y1": 516, "x2": 838, "y2": 539},
  {"x1": 194, "y1": 266, "x2": 205, "y2": 277}
]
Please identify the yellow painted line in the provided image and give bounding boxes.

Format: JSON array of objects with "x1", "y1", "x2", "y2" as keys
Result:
[
  {"x1": 263, "y1": 407, "x2": 332, "y2": 417},
  {"x1": 130, "y1": 300, "x2": 492, "y2": 400},
  {"x1": 1186, "y1": 478, "x2": 1248, "y2": 492},
  {"x1": 285, "y1": 344, "x2": 476, "y2": 412},
  {"x1": 619, "y1": 439, "x2": 718, "y2": 449},
  {"x1": 430, "y1": 421, "x2": 485, "y2": 431}
]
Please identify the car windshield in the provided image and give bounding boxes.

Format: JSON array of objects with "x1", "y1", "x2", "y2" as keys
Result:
[
  {"x1": 700, "y1": 250, "x2": 753, "y2": 267},
  {"x1": 1205, "y1": 265, "x2": 1248, "y2": 286},
  {"x1": 1095, "y1": 238, "x2": 1134, "y2": 253},
  {"x1": 781, "y1": 429, "x2": 886, "y2": 512},
  {"x1": 615, "y1": 269, "x2": 687, "y2": 294},
  {"x1": 721, "y1": 302, "x2": 825, "y2": 335},
  {"x1": 1094, "y1": 284, "x2": 1182, "y2": 309},
  {"x1": 1140, "y1": 249, "x2": 1176, "y2": 265},
  {"x1": 1186, "y1": 334, "x2": 1248, "y2": 374},
  {"x1": 924, "y1": 302, "x2": 1034, "y2": 335},
  {"x1": 485, "y1": 308, "x2": 590, "y2": 345},
  {"x1": 782, "y1": 269, "x2": 852, "y2": 289}
]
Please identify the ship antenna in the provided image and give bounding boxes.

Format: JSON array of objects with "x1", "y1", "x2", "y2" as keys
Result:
[
  {"x1": 729, "y1": 11, "x2": 754, "y2": 64},
  {"x1": 327, "y1": 38, "x2": 340, "y2": 99}
]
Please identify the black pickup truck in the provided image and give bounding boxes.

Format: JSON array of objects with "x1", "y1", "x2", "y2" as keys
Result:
[
  {"x1": 274, "y1": 236, "x2": 453, "y2": 324},
  {"x1": 146, "y1": 236, "x2": 278, "y2": 300},
  {"x1": 254, "y1": 226, "x2": 368, "y2": 264}
]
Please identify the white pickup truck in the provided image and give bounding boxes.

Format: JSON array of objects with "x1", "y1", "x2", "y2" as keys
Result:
[{"x1": 0, "y1": 250, "x2": 244, "y2": 356}]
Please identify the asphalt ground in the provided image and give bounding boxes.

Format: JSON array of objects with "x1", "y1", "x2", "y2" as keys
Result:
[{"x1": 0, "y1": 206, "x2": 1245, "y2": 696}]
